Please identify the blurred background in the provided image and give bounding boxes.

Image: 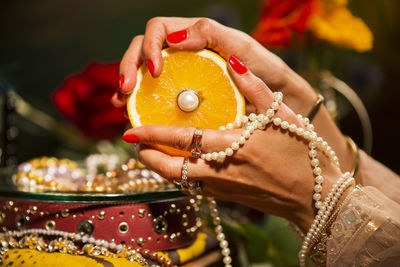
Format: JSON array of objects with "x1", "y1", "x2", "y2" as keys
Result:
[{"x1": 1, "y1": 0, "x2": 399, "y2": 265}]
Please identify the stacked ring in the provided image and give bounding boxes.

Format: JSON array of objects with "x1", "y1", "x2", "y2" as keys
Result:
[{"x1": 190, "y1": 128, "x2": 203, "y2": 158}]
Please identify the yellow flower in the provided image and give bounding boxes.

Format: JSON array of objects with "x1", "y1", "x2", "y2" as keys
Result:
[{"x1": 309, "y1": 4, "x2": 373, "y2": 52}]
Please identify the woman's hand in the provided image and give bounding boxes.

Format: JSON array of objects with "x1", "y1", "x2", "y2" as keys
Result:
[
  {"x1": 112, "y1": 17, "x2": 316, "y2": 115},
  {"x1": 122, "y1": 58, "x2": 343, "y2": 232}
]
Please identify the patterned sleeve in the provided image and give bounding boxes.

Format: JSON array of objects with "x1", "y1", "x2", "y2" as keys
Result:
[{"x1": 327, "y1": 186, "x2": 400, "y2": 266}]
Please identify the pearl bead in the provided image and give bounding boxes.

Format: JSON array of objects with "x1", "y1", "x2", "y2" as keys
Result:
[
  {"x1": 281, "y1": 121, "x2": 289, "y2": 129},
  {"x1": 249, "y1": 113, "x2": 257, "y2": 121},
  {"x1": 241, "y1": 116, "x2": 249, "y2": 123},
  {"x1": 257, "y1": 122, "x2": 265, "y2": 130},
  {"x1": 201, "y1": 154, "x2": 206, "y2": 160},
  {"x1": 219, "y1": 126, "x2": 226, "y2": 131},
  {"x1": 222, "y1": 248, "x2": 230, "y2": 256},
  {"x1": 311, "y1": 158, "x2": 319, "y2": 167},
  {"x1": 273, "y1": 118, "x2": 281, "y2": 126},
  {"x1": 234, "y1": 119, "x2": 242, "y2": 128},
  {"x1": 289, "y1": 124, "x2": 297, "y2": 133},
  {"x1": 303, "y1": 131, "x2": 311, "y2": 140},
  {"x1": 223, "y1": 256, "x2": 232, "y2": 265},
  {"x1": 306, "y1": 124, "x2": 314, "y2": 131},
  {"x1": 177, "y1": 89, "x2": 200, "y2": 112},
  {"x1": 313, "y1": 193, "x2": 321, "y2": 201},
  {"x1": 309, "y1": 142, "x2": 317, "y2": 149},
  {"x1": 238, "y1": 136, "x2": 246, "y2": 145},
  {"x1": 205, "y1": 153, "x2": 212, "y2": 161},
  {"x1": 226, "y1": 123, "x2": 233, "y2": 130},
  {"x1": 220, "y1": 240, "x2": 228, "y2": 249},
  {"x1": 211, "y1": 152, "x2": 218, "y2": 160},
  {"x1": 225, "y1": 148, "x2": 234, "y2": 156},
  {"x1": 314, "y1": 184, "x2": 322, "y2": 192},
  {"x1": 218, "y1": 151, "x2": 226, "y2": 160},
  {"x1": 231, "y1": 142, "x2": 239, "y2": 150},
  {"x1": 315, "y1": 175, "x2": 323, "y2": 183},
  {"x1": 315, "y1": 201, "x2": 322, "y2": 209},
  {"x1": 271, "y1": 101, "x2": 280, "y2": 110},
  {"x1": 243, "y1": 130, "x2": 251, "y2": 139},
  {"x1": 296, "y1": 127, "x2": 304, "y2": 136},
  {"x1": 275, "y1": 92, "x2": 283, "y2": 103},
  {"x1": 266, "y1": 109, "x2": 275, "y2": 117},
  {"x1": 217, "y1": 233, "x2": 225, "y2": 241}
]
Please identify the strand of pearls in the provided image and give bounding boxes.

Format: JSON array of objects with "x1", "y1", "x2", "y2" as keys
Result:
[
  {"x1": 298, "y1": 172, "x2": 355, "y2": 266},
  {"x1": 208, "y1": 197, "x2": 232, "y2": 267},
  {"x1": 201, "y1": 92, "x2": 283, "y2": 161}
]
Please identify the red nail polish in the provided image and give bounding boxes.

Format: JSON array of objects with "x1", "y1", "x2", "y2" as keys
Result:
[
  {"x1": 167, "y1": 30, "x2": 188, "y2": 43},
  {"x1": 146, "y1": 60, "x2": 155, "y2": 76},
  {"x1": 119, "y1": 75, "x2": 125, "y2": 89},
  {"x1": 123, "y1": 134, "x2": 139, "y2": 143},
  {"x1": 229, "y1": 55, "x2": 247, "y2": 74}
]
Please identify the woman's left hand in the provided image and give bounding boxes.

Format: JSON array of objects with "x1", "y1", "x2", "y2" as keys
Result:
[{"x1": 122, "y1": 58, "x2": 343, "y2": 232}]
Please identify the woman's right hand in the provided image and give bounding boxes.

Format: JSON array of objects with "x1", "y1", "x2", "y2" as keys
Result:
[{"x1": 112, "y1": 17, "x2": 316, "y2": 115}]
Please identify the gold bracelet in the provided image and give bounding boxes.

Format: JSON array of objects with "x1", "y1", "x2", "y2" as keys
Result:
[
  {"x1": 344, "y1": 136, "x2": 360, "y2": 177},
  {"x1": 306, "y1": 94, "x2": 325, "y2": 122}
]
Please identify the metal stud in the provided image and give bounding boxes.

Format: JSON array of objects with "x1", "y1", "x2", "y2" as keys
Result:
[
  {"x1": 61, "y1": 209, "x2": 70, "y2": 218},
  {"x1": 97, "y1": 211, "x2": 106, "y2": 220},
  {"x1": 137, "y1": 237, "x2": 145, "y2": 246},
  {"x1": 169, "y1": 204, "x2": 176, "y2": 214},
  {"x1": 182, "y1": 214, "x2": 189, "y2": 227},
  {"x1": 15, "y1": 214, "x2": 28, "y2": 229},
  {"x1": 118, "y1": 222, "x2": 129, "y2": 234},
  {"x1": 46, "y1": 220, "x2": 56, "y2": 230},
  {"x1": 0, "y1": 213, "x2": 5, "y2": 224},
  {"x1": 169, "y1": 233, "x2": 177, "y2": 242},
  {"x1": 30, "y1": 206, "x2": 37, "y2": 214},
  {"x1": 76, "y1": 220, "x2": 94, "y2": 235},
  {"x1": 153, "y1": 216, "x2": 168, "y2": 235},
  {"x1": 138, "y1": 209, "x2": 146, "y2": 218}
]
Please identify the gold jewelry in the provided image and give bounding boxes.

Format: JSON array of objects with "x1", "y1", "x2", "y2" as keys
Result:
[
  {"x1": 344, "y1": 136, "x2": 360, "y2": 177},
  {"x1": 307, "y1": 94, "x2": 325, "y2": 122},
  {"x1": 190, "y1": 128, "x2": 203, "y2": 158}
]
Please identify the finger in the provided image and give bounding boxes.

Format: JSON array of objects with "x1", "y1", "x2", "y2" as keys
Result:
[
  {"x1": 165, "y1": 18, "x2": 252, "y2": 60},
  {"x1": 123, "y1": 125, "x2": 240, "y2": 153},
  {"x1": 111, "y1": 90, "x2": 127, "y2": 108},
  {"x1": 119, "y1": 35, "x2": 144, "y2": 95},
  {"x1": 227, "y1": 55, "x2": 274, "y2": 113},
  {"x1": 142, "y1": 17, "x2": 199, "y2": 77}
]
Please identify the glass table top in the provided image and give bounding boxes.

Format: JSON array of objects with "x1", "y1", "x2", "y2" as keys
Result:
[{"x1": 0, "y1": 167, "x2": 184, "y2": 203}]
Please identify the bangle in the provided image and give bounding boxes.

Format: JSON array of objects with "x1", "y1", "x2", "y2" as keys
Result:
[
  {"x1": 344, "y1": 136, "x2": 360, "y2": 177},
  {"x1": 306, "y1": 94, "x2": 325, "y2": 122}
]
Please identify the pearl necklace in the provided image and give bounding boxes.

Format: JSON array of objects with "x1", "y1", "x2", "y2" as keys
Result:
[
  {"x1": 201, "y1": 92, "x2": 340, "y2": 211},
  {"x1": 298, "y1": 172, "x2": 355, "y2": 266}
]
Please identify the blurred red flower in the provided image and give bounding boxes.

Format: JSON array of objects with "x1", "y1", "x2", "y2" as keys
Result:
[
  {"x1": 53, "y1": 62, "x2": 129, "y2": 139},
  {"x1": 252, "y1": 0, "x2": 319, "y2": 48}
]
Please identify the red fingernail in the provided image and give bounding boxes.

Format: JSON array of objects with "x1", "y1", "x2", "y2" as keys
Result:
[
  {"x1": 167, "y1": 30, "x2": 188, "y2": 43},
  {"x1": 119, "y1": 75, "x2": 124, "y2": 89},
  {"x1": 229, "y1": 55, "x2": 247, "y2": 74},
  {"x1": 146, "y1": 60, "x2": 155, "y2": 76},
  {"x1": 123, "y1": 134, "x2": 139, "y2": 143}
]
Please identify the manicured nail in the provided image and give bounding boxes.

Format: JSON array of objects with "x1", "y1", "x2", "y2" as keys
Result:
[
  {"x1": 167, "y1": 30, "x2": 188, "y2": 43},
  {"x1": 229, "y1": 55, "x2": 247, "y2": 74},
  {"x1": 123, "y1": 134, "x2": 139, "y2": 143},
  {"x1": 146, "y1": 60, "x2": 155, "y2": 76},
  {"x1": 119, "y1": 75, "x2": 124, "y2": 89}
]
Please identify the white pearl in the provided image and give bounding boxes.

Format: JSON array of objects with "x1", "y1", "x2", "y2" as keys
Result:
[
  {"x1": 271, "y1": 101, "x2": 280, "y2": 110},
  {"x1": 309, "y1": 142, "x2": 317, "y2": 149},
  {"x1": 315, "y1": 175, "x2": 323, "y2": 183},
  {"x1": 215, "y1": 225, "x2": 223, "y2": 234},
  {"x1": 225, "y1": 148, "x2": 234, "y2": 156},
  {"x1": 303, "y1": 117, "x2": 310, "y2": 125},
  {"x1": 218, "y1": 151, "x2": 226, "y2": 160},
  {"x1": 297, "y1": 114, "x2": 303, "y2": 120},
  {"x1": 313, "y1": 167, "x2": 322, "y2": 175},
  {"x1": 222, "y1": 248, "x2": 230, "y2": 256},
  {"x1": 289, "y1": 124, "x2": 297, "y2": 133},
  {"x1": 217, "y1": 233, "x2": 225, "y2": 241},
  {"x1": 219, "y1": 126, "x2": 226, "y2": 131},
  {"x1": 234, "y1": 119, "x2": 242, "y2": 128},
  {"x1": 211, "y1": 152, "x2": 218, "y2": 160},
  {"x1": 226, "y1": 123, "x2": 233, "y2": 130},
  {"x1": 296, "y1": 127, "x2": 304, "y2": 136},
  {"x1": 241, "y1": 116, "x2": 249, "y2": 123},
  {"x1": 311, "y1": 158, "x2": 319, "y2": 167},
  {"x1": 315, "y1": 201, "x2": 322, "y2": 209},
  {"x1": 205, "y1": 153, "x2": 212, "y2": 161},
  {"x1": 88, "y1": 237, "x2": 95, "y2": 243},
  {"x1": 313, "y1": 193, "x2": 321, "y2": 201},
  {"x1": 109, "y1": 242, "x2": 116, "y2": 249},
  {"x1": 275, "y1": 92, "x2": 283, "y2": 103},
  {"x1": 273, "y1": 118, "x2": 281, "y2": 126},
  {"x1": 303, "y1": 131, "x2": 311, "y2": 140},
  {"x1": 177, "y1": 89, "x2": 199, "y2": 112},
  {"x1": 243, "y1": 130, "x2": 251, "y2": 139},
  {"x1": 281, "y1": 121, "x2": 289, "y2": 129},
  {"x1": 314, "y1": 184, "x2": 322, "y2": 192},
  {"x1": 201, "y1": 154, "x2": 206, "y2": 160},
  {"x1": 257, "y1": 122, "x2": 265, "y2": 130},
  {"x1": 257, "y1": 114, "x2": 266, "y2": 122},
  {"x1": 238, "y1": 136, "x2": 246, "y2": 144},
  {"x1": 223, "y1": 256, "x2": 232, "y2": 265},
  {"x1": 220, "y1": 240, "x2": 229, "y2": 249},
  {"x1": 306, "y1": 124, "x2": 314, "y2": 131},
  {"x1": 249, "y1": 113, "x2": 257, "y2": 121},
  {"x1": 266, "y1": 109, "x2": 275, "y2": 117},
  {"x1": 231, "y1": 142, "x2": 239, "y2": 150}
]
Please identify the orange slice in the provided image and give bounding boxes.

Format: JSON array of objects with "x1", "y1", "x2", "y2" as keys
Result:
[{"x1": 127, "y1": 48, "x2": 245, "y2": 155}]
